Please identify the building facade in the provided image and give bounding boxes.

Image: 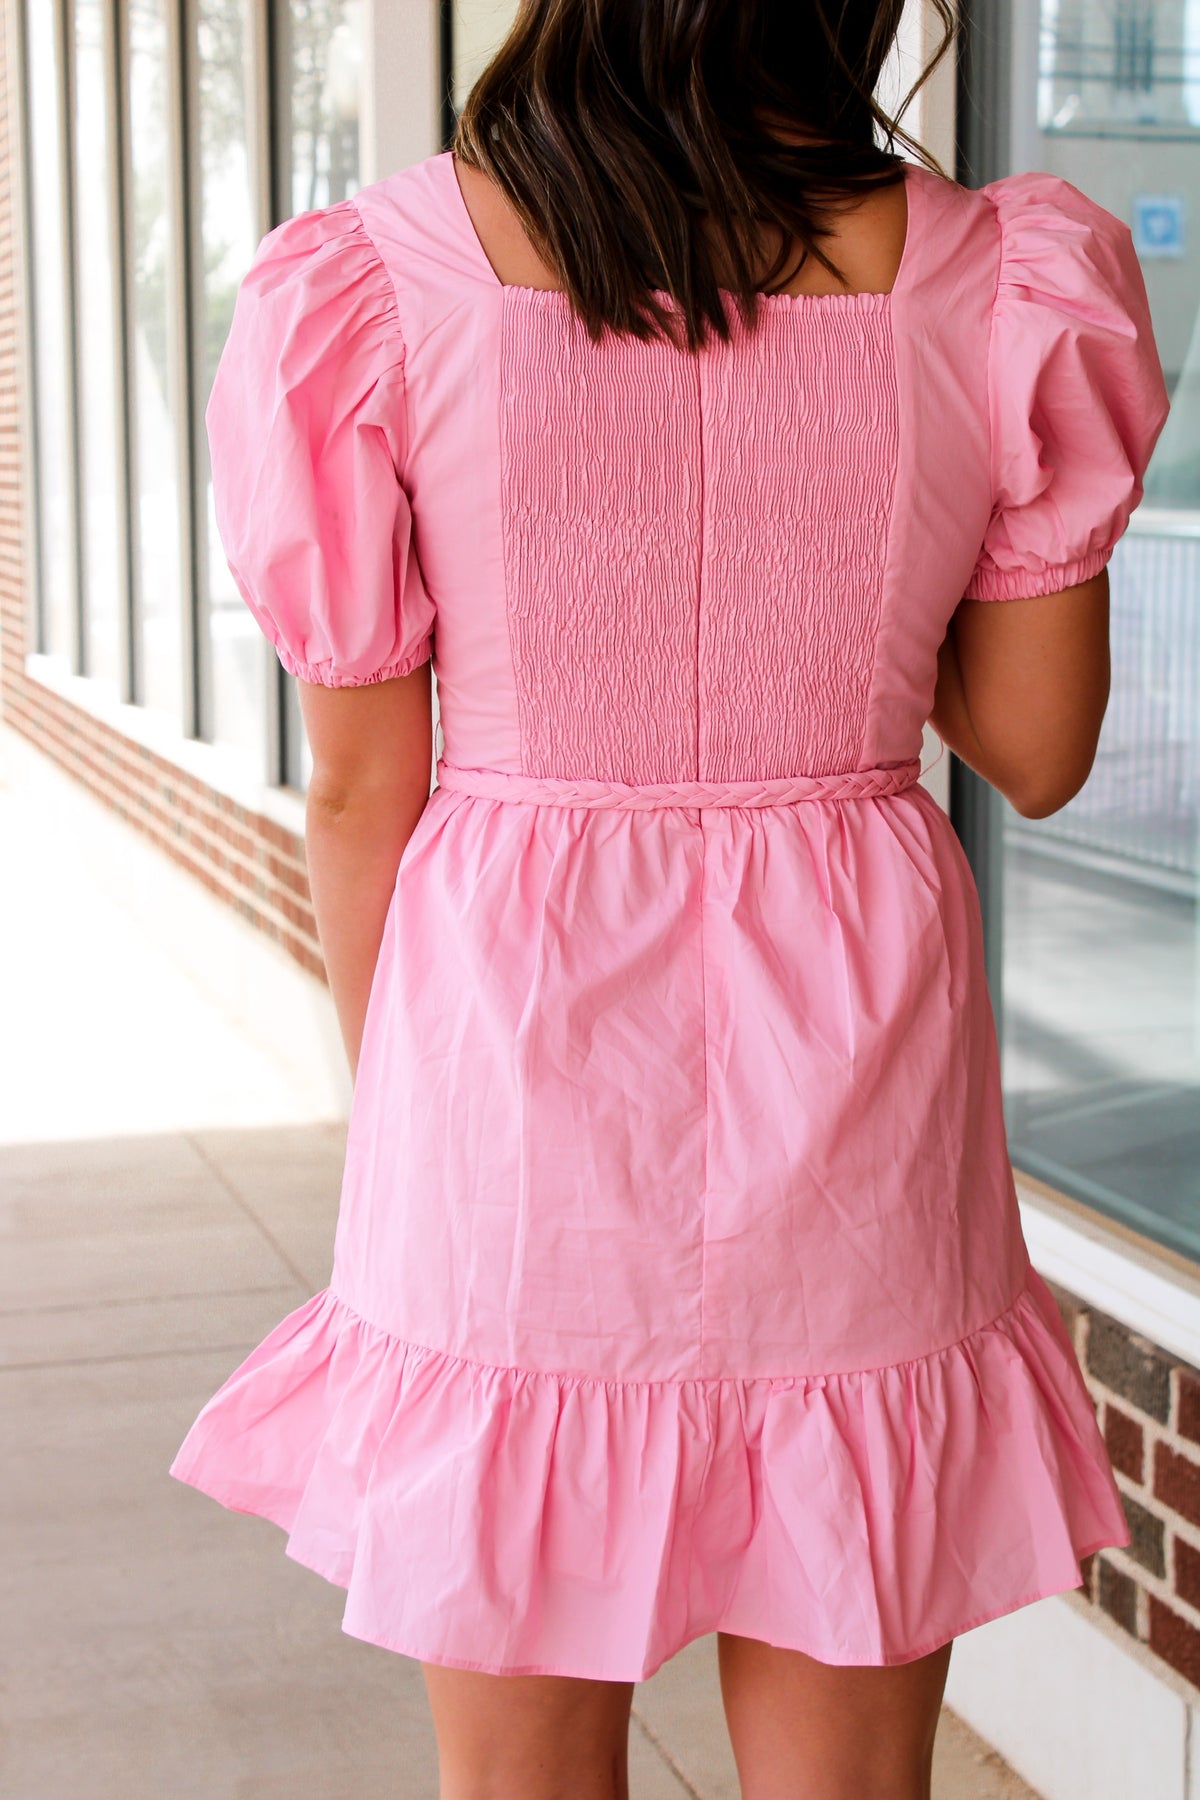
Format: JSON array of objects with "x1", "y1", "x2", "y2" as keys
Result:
[{"x1": 1, "y1": 4, "x2": 1197, "y2": 1794}]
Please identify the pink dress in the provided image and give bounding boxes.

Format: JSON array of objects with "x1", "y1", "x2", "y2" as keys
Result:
[{"x1": 169, "y1": 150, "x2": 1170, "y2": 1678}]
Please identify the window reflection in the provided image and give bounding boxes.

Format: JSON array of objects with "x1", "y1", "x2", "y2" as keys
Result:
[
  {"x1": 128, "y1": 0, "x2": 185, "y2": 725},
  {"x1": 22, "y1": 0, "x2": 380, "y2": 783},
  {"x1": 74, "y1": 0, "x2": 122, "y2": 696},
  {"x1": 25, "y1": 0, "x2": 73, "y2": 664},
  {"x1": 278, "y1": 0, "x2": 363, "y2": 213},
  {"x1": 197, "y1": 0, "x2": 265, "y2": 775},
  {"x1": 1002, "y1": 0, "x2": 1199, "y2": 1261}
]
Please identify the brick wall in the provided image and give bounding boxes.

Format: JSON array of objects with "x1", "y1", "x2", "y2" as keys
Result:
[
  {"x1": 1045, "y1": 1275, "x2": 1200, "y2": 1694},
  {"x1": 0, "y1": 2, "x2": 324, "y2": 984}
]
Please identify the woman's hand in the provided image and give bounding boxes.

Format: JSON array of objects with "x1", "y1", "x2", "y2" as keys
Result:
[
  {"x1": 297, "y1": 660, "x2": 435, "y2": 1081},
  {"x1": 929, "y1": 570, "x2": 1111, "y2": 819}
]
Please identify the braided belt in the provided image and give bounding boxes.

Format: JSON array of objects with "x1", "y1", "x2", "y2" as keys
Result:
[{"x1": 434, "y1": 756, "x2": 924, "y2": 810}]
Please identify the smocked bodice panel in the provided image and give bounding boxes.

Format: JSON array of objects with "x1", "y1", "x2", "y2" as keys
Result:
[
  {"x1": 286, "y1": 155, "x2": 1172, "y2": 784},
  {"x1": 499, "y1": 291, "x2": 899, "y2": 783}
]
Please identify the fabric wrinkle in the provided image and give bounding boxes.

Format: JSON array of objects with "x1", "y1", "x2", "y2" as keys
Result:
[{"x1": 170, "y1": 150, "x2": 1165, "y2": 1680}]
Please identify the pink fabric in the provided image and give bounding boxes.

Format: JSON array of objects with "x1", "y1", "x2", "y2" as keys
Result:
[
  {"x1": 175, "y1": 1276, "x2": 1130, "y2": 1677},
  {"x1": 171, "y1": 151, "x2": 1170, "y2": 1679},
  {"x1": 964, "y1": 172, "x2": 1167, "y2": 601},
  {"x1": 203, "y1": 201, "x2": 436, "y2": 686},
  {"x1": 433, "y1": 757, "x2": 924, "y2": 807},
  {"x1": 498, "y1": 282, "x2": 901, "y2": 779}
]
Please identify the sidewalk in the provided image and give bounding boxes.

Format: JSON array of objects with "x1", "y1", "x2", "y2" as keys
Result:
[{"x1": 0, "y1": 722, "x2": 1040, "y2": 1799}]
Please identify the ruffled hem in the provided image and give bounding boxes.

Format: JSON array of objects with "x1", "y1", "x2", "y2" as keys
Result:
[{"x1": 169, "y1": 1262, "x2": 1131, "y2": 1680}]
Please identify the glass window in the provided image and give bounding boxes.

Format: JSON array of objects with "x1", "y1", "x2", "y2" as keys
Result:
[
  {"x1": 196, "y1": 0, "x2": 266, "y2": 776},
  {"x1": 128, "y1": 0, "x2": 186, "y2": 725},
  {"x1": 73, "y1": 0, "x2": 123, "y2": 697},
  {"x1": 25, "y1": 0, "x2": 75, "y2": 664},
  {"x1": 986, "y1": 0, "x2": 1199, "y2": 1263},
  {"x1": 449, "y1": 0, "x2": 516, "y2": 116},
  {"x1": 277, "y1": 0, "x2": 364, "y2": 214},
  {"x1": 22, "y1": 0, "x2": 382, "y2": 786}
]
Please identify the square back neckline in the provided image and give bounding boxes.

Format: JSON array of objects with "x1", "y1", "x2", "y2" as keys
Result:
[{"x1": 443, "y1": 149, "x2": 920, "y2": 311}]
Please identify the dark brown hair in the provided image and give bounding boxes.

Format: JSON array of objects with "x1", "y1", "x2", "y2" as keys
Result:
[{"x1": 452, "y1": 0, "x2": 956, "y2": 352}]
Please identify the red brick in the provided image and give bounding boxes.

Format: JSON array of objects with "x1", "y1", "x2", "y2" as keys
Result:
[
  {"x1": 266, "y1": 850, "x2": 310, "y2": 898},
  {"x1": 1108, "y1": 1404, "x2": 1144, "y2": 1476},
  {"x1": 1176, "y1": 1535, "x2": 1200, "y2": 1614},
  {"x1": 1087, "y1": 1314, "x2": 1172, "y2": 1422},
  {"x1": 1148, "y1": 1595, "x2": 1200, "y2": 1688},
  {"x1": 1079, "y1": 1548, "x2": 1099, "y2": 1600},
  {"x1": 1097, "y1": 1556, "x2": 1138, "y2": 1635},
  {"x1": 1179, "y1": 1370, "x2": 1200, "y2": 1449},
  {"x1": 280, "y1": 892, "x2": 315, "y2": 933},
  {"x1": 1122, "y1": 1492, "x2": 1166, "y2": 1577},
  {"x1": 1155, "y1": 1442, "x2": 1200, "y2": 1530},
  {"x1": 263, "y1": 815, "x2": 303, "y2": 854}
]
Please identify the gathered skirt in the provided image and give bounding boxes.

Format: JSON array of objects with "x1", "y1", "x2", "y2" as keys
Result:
[{"x1": 170, "y1": 755, "x2": 1131, "y2": 1678}]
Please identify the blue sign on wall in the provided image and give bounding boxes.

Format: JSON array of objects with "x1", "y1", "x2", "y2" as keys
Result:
[{"x1": 1132, "y1": 194, "x2": 1185, "y2": 259}]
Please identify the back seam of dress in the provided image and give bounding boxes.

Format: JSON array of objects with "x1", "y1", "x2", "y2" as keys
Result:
[
  {"x1": 977, "y1": 191, "x2": 1007, "y2": 538},
  {"x1": 496, "y1": 289, "x2": 528, "y2": 774},
  {"x1": 857, "y1": 301, "x2": 905, "y2": 767},
  {"x1": 695, "y1": 336, "x2": 712, "y2": 1375}
]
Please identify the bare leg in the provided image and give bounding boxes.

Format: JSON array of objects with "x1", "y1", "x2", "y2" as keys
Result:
[
  {"x1": 421, "y1": 1663, "x2": 636, "y2": 1800},
  {"x1": 717, "y1": 1631, "x2": 954, "y2": 1800}
]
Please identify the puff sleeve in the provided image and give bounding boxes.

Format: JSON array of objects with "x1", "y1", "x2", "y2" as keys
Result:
[
  {"x1": 964, "y1": 173, "x2": 1170, "y2": 602},
  {"x1": 205, "y1": 198, "x2": 435, "y2": 684}
]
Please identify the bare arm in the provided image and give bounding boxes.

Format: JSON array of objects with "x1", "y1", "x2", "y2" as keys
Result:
[
  {"x1": 298, "y1": 660, "x2": 435, "y2": 1081},
  {"x1": 928, "y1": 569, "x2": 1111, "y2": 819}
]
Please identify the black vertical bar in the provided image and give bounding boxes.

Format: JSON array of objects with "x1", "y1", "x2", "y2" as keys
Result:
[
  {"x1": 266, "y1": 0, "x2": 287, "y2": 227},
  {"x1": 170, "y1": 0, "x2": 200, "y2": 738},
  {"x1": 269, "y1": 1, "x2": 306, "y2": 791},
  {"x1": 57, "y1": 0, "x2": 87, "y2": 676},
  {"x1": 259, "y1": 0, "x2": 287, "y2": 789},
  {"x1": 176, "y1": 0, "x2": 205, "y2": 741},
  {"x1": 439, "y1": 0, "x2": 455, "y2": 149},
  {"x1": 950, "y1": 0, "x2": 1013, "y2": 1016},
  {"x1": 114, "y1": 0, "x2": 145, "y2": 705},
  {"x1": 14, "y1": 1, "x2": 45, "y2": 656},
  {"x1": 106, "y1": 0, "x2": 137, "y2": 706},
  {"x1": 955, "y1": 0, "x2": 1013, "y2": 192}
]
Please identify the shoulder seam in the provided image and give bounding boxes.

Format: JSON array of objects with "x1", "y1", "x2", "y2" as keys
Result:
[
  {"x1": 342, "y1": 195, "x2": 419, "y2": 490},
  {"x1": 979, "y1": 190, "x2": 1004, "y2": 531},
  {"x1": 979, "y1": 183, "x2": 1008, "y2": 307},
  {"x1": 347, "y1": 193, "x2": 408, "y2": 380}
]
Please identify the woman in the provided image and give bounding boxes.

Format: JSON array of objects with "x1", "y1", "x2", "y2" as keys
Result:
[{"x1": 170, "y1": 2, "x2": 1170, "y2": 1795}]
